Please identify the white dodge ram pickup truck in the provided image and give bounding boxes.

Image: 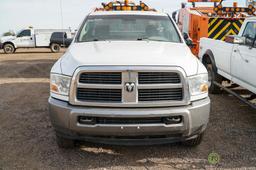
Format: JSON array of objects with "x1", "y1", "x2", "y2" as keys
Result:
[
  {"x1": 199, "y1": 17, "x2": 256, "y2": 94},
  {"x1": 49, "y1": 11, "x2": 210, "y2": 148}
]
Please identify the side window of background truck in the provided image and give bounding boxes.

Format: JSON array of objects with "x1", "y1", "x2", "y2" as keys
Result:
[
  {"x1": 17, "y1": 30, "x2": 31, "y2": 37},
  {"x1": 242, "y1": 22, "x2": 256, "y2": 47}
]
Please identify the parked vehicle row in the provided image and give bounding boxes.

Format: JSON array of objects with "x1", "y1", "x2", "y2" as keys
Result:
[
  {"x1": 1, "y1": 0, "x2": 254, "y2": 149},
  {"x1": 0, "y1": 28, "x2": 73, "y2": 54}
]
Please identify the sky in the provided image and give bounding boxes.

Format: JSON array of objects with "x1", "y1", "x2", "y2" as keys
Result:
[{"x1": 0, "y1": 0, "x2": 246, "y2": 35}]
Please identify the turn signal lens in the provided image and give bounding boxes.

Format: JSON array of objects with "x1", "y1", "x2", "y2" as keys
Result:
[
  {"x1": 200, "y1": 83, "x2": 209, "y2": 93},
  {"x1": 188, "y1": 74, "x2": 209, "y2": 96}
]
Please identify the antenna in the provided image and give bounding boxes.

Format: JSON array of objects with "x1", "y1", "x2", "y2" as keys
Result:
[
  {"x1": 59, "y1": 0, "x2": 65, "y2": 47},
  {"x1": 59, "y1": 0, "x2": 64, "y2": 29}
]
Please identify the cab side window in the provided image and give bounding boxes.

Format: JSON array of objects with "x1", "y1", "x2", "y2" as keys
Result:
[
  {"x1": 242, "y1": 22, "x2": 256, "y2": 47},
  {"x1": 17, "y1": 30, "x2": 31, "y2": 37}
]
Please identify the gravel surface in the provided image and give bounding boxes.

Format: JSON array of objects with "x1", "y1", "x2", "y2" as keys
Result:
[{"x1": 0, "y1": 49, "x2": 256, "y2": 170}]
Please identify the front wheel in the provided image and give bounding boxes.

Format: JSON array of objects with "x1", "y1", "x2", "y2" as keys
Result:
[
  {"x1": 50, "y1": 43, "x2": 61, "y2": 53},
  {"x1": 3, "y1": 44, "x2": 15, "y2": 54},
  {"x1": 205, "y1": 63, "x2": 222, "y2": 94},
  {"x1": 56, "y1": 135, "x2": 75, "y2": 149},
  {"x1": 183, "y1": 133, "x2": 204, "y2": 147}
]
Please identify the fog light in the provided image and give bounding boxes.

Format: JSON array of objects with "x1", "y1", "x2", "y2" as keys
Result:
[
  {"x1": 164, "y1": 116, "x2": 182, "y2": 125},
  {"x1": 78, "y1": 117, "x2": 96, "y2": 125}
]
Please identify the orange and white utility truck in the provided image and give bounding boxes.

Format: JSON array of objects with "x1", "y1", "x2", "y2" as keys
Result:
[{"x1": 174, "y1": 0, "x2": 255, "y2": 56}]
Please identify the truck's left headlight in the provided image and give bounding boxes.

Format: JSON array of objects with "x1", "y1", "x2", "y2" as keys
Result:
[
  {"x1": 188, "y1": 74, "x2": 209, "y2": 101},
  {"x1": 50, "y1": 74, "x2": 71, "y2": 96}
]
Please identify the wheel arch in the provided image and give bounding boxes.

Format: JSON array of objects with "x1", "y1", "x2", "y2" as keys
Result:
[
  {"x1": 3, "y1": 41, "x2": 16, "y2": 49},
  {"x1": 202, "y1": 50, "x2": 217, "y2": 72},
  {"x1": 50, "y1": 43, "x2": 62, "y2": 49}
]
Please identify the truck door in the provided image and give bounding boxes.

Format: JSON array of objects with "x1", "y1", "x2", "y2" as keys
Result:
[
  {"x1": 16, "y1": 29, "x2": 35, "y2": 48},
  {"x1": 231, "y1": 22, "x2": 256, "y2": 93}
]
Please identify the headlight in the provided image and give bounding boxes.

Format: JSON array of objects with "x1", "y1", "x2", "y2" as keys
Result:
[
  {"x1": 50, "y1": 74, "x2": 71, "y2": 96},
  {"x1": 188, "y1": 74, "x2": 209, "y2": 100}
]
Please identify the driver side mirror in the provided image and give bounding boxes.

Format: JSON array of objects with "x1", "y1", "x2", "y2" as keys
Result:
[
  {"x1": 225, "y1": 35, "x2": 245, "y2": 45},
  {"x1": 183, "y1": 32, "x2": 193, "y2": 47}
]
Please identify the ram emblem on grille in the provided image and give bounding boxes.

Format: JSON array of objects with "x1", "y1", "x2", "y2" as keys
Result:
[{"x1": 125, "y1": 82, "x2": 135, "y2": 93}]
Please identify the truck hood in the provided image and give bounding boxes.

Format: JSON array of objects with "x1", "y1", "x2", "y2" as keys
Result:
[
  {"x1": 60, "y1": 41, "x2": 199, "y2": 77},
  {"x1": 0, "y1": 36, "x2": 16, "y2": 43}
]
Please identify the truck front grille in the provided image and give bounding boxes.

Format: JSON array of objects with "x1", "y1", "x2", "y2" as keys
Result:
[
  {"x1": 77, "y1": 88, "x2": 122, "y2": 102},
  {"x1": 138, "y1": 88, "x2": 183, "y2": 101},
  {"x1": 70, "y1": 67, "x2": 188, "y2": 107},
  {"x1": 79, "y1": 72, "x2": 122, "y2": 84},
  {"x1": 138, "y1": 72, "x2": 181, "y2": 84}
]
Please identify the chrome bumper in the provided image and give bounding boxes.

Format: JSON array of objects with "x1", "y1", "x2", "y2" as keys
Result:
[{"x1": 49, "y1": 97, "x2": 210, "y2": 144}]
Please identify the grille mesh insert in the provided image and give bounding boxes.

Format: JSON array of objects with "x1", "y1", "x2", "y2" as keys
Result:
[
  {"x1": 79, "y1": 72, "x2": 122, "y2": 84},
  {"x1": 138, "y1": 72, "x2": 181, "y2": 84},
  {"x1": 77, "y1": 88, "x2": 122, "y2": 102},
  {"x1": 138, "y1": 88, "x2": 183, "y2": 101}
]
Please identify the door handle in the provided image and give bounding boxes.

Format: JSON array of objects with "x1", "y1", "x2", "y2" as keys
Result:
[{"x1": 235, "y1": 48, "x2": 250, "y2": 63}]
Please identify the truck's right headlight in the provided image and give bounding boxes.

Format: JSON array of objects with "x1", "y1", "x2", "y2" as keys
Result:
[
  {"x1": 188, "y1": 74, "x2": 209, "y2": 101},
  {"x1": 50, "y1": 74, "x2": 71, "y2": 100}
]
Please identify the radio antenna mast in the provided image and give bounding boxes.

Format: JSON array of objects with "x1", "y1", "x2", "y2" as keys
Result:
[{"x1": 59, "y1": 0, "x2": 64, "y2": 29}]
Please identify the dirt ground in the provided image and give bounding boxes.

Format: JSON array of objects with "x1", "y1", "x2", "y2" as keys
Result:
[{"x1": 0, "y1": 48, "x2": 256, "y2": 170}]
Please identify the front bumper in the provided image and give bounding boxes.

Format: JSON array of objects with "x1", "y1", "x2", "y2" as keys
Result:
[
  {"x1": 0, "y1": 43, "x2": 3, "y2": 49},
  {"x1": 49, "y1": 97, "x2": 210, "y2": 145}
]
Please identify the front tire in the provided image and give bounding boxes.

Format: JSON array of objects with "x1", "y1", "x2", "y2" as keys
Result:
[
  {"x1": 56, "y1": 135, "x2": 75, "y2": 149},
  {"x1": 183, "y1": 133, "x2": 204, "y2": 147},
  {"x1": 205, "y1": 63, "x2": 222, "y2": 94},
  {"x1": 3, "y1": 44, "x2": 15, "y2": 54},
  {"x1": 50, "y1": 43, "x2": 61, "y2": 53}
]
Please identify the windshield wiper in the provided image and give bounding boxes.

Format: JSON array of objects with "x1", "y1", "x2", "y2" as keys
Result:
[
  {"x1": 137, "y1": 37, "x2": 149, "y2": 41},
  {"x1": 137, "y1": 37, "x2": 167, "y2": 42},
  {"x1": 84, "y1": 38, "x2": 106, "y2": 42}
]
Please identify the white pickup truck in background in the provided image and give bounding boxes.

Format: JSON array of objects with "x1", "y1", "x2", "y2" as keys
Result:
[
  {"x1": 199, "y1": 17, "x2": 256, "y2": 97},
  {"x1": 0, "y1": 28, "x2": 72, "y2": 54}
]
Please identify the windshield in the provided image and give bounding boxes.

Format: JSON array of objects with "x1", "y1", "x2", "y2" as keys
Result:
[{"x1": 77, "y1": 15, "x2": 182, "y2": 43}]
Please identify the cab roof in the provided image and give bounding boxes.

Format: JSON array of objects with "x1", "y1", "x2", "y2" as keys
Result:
[
  {"x1": 89, "y1": 11, "x2": 169, "y2": 17},
  {"x1": 246, "y1": 16, "x2": 256, "y2": 21}
]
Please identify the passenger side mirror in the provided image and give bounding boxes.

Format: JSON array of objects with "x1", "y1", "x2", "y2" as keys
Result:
[
  {"x1": 225, "y1": 35, "x2": 245, "y2": 45},
  {"x1": 183, "y1": 33, "x2": 193, "y2": 47}
]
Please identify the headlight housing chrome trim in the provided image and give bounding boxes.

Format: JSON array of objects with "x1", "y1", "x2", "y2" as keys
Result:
[
  {"x1": 50, "y1": 73, "x2": 71, "y2": 101},
  {"x1": 188, "y1": 74, "x2": 209, "y2": 101}
]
